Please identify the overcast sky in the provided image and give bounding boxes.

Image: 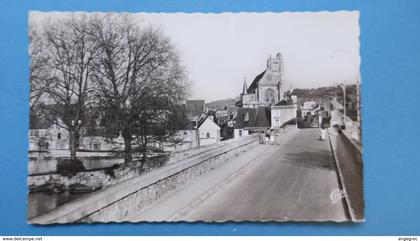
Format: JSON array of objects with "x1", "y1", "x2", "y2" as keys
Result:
[{"x1": 30, "y1": 11, "x2": 360, "y2": 102}]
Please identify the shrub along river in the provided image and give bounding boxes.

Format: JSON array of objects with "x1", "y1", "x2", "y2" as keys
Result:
[{"x1": 28, "y1": 151, "x2": 169, "y2": 218}]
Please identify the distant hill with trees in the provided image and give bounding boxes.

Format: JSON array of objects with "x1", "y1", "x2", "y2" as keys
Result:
[
  {"x1": 205, "y1": 84, "x2": 357, "y2": 112},
  {"x1": 289, "y1": 84, "x2": 356, "y2": 99},
  {"x1": 205, "y1": 98, "x2": 238, "y2": 112}
]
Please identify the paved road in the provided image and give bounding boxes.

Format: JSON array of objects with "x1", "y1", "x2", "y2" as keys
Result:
[{"x1": 130, "y1": 127, "x2": 350, "y2": 222}]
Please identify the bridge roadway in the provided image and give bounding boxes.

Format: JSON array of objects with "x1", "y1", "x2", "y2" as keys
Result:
[{"x1": 129, "y1": 127, "x2": 350, "y2": 222}]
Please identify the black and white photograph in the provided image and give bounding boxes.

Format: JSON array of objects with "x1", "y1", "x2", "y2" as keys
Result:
[{"x1": 27, "y1": 11, "x2": 363, "y2": 224}]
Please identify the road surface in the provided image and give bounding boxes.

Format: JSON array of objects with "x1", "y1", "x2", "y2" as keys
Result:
[{"x1": 130, "y1": 127, "x2": 350, "y2": 222}]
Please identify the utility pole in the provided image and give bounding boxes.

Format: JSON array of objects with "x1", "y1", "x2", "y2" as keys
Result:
[
  {"x1": 339, "y1": 84, "x2": 347, "y2": 117},
  {"x1": 330, "y1": 49, "x2": 361, "y2": 142}
]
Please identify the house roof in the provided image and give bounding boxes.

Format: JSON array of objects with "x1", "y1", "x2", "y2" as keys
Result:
[
  {"x1": 273, "y1": 100, "x2": 288, "y2": 106},
  {"x1": 196, "y1": 115, "x2": 206, "y2": 129},
  {"x1": 197, "y1": 115, "x2": 220, "y2": 129},
  {"x1": 234, "y1": 108, "x2": 256, "y2": 129},
  {"x1": 247, "y1": 70, "x2": 266, "y2": 93},
  {"x1": 234, "y1": 107, "x2": 271, "y2": 129},
  {"x1": 254, "y1": 107, "x2": 271, "y2": 127},
  {"x1": 182, "y1": 122, "x2": 196, "y2": 130},
  {"x1": 30, "y1": 117, "x2": 53, "y2": 129}
]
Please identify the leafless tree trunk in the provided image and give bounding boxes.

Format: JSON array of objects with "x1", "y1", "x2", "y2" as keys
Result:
[
  {"x1": 122, "y1": 128, "x2": 133, "y2": 163},
  {"x1": 29, "y1": 25, "x2": 53, "y2": 112},
  {"x1": 90, "y1": 13, "x2": 190, "y2": 164},
  {"x1": 30, "y1": 14, "x2": 98, "y2": 162}
]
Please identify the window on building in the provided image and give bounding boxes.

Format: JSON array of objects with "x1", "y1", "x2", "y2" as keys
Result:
[
  {"x1": 244, "y1": 112, "x2": 249, "y2": 121},
  {"x1": 57, "y1": 133, "x2": 61, "y2": 140},
  {"x1": 93, "y1": 143, "x2": 100, "y2": 151},
  {"x1": 206, "y1": 133, "x2": 210, "y2": 138}
]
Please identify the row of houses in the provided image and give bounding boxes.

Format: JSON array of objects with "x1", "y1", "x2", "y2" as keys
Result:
[
  {"x1": 29, "y1": 119, "x2": 125, "y2": 152},
  {"x1": 28, "y1": 100, "x2": 223, "y2": 152},
  {"x1": 178, "y1": 53, "x2": 298, "y2": 148},
  {"x1": 29, "y1": 52, "x2": 298, "y2": 153}
]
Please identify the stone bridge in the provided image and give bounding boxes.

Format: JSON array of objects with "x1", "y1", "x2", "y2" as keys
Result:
[{"x1": 29, "y1": 124, "x2": 363, "y2": 224}]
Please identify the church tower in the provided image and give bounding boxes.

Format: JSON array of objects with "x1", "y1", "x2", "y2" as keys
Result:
[
  {"x1": 267, "y1": 53, "x2": 283, "y2": 90},
  {"x1": 258, "y1": 53, "x2": 284, "y2": 105},
  {"x1": 240, "y1": 52, "x2": 286, "y2": 108}
]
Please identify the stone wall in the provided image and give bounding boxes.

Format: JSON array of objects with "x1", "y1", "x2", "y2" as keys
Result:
[
  {"x1": 29, "y1": 136, "x2": 256, "y2": 189},
  {"x1": 168, "y1": 135, "x2": 254, "y2": 163},
  {"x1": 29, "y1": 135, "x2": 258, "y2": 224},
  {"x1": 81, "y1": 148, "x2": 241, "y2": 222}
]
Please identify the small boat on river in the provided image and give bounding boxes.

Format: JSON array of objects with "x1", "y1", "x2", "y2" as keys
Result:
[
  {"x1": 68, "y1": 183, "x2": 102, "y2": 193},
  {"x1": 29, "y1": 183, "x2": 65, "y2": 193}
]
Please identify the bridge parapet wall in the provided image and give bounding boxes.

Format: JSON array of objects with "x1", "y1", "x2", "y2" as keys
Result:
[
  {"x1": 29, "y1": 135, "x2": 259, "y2": 224},
  {"x1": 328, "y1": 128, "x2": 364, "y2": 222}
]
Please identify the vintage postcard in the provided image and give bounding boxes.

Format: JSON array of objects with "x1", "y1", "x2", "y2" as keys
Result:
[{"x1": 27, "y1": 11, "x2": 363, "y2": 224}]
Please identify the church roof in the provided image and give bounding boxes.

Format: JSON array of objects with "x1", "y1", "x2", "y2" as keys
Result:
[
  {"x1": 234, "y1": 107, "x2": 271, "y2": 129},
  {"x1": 247, "y1": 70, "x2": 266, "y2": 93}
]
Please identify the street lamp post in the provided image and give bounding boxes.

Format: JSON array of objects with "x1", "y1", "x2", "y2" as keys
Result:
[
  {"x1": 337, "y1": 83, "x2": 346, "y2": 117},
  {"x1": 330, "y1": 49, "x2": 361, "y2": 142}
]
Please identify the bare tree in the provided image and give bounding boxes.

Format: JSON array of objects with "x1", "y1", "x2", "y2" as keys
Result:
[
  {"x1": 90, "y1": 14, "x2": 190, "y2": 164},
  {"x1": 29, "y1": 25, "x2": 53, "y2": 111},
  {"x1": 31, "y1": 14, "x2": 99, "y2": 161}
]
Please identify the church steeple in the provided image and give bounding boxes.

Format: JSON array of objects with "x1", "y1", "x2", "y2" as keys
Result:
[
  {"x1": 266, "y1": 54, "x2": 272, "y2": 70},
  {"x1": 242, "y1": 77, "x2": 248, "y2": 94}
]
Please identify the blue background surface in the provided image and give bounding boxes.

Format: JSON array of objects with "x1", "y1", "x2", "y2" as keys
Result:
[{"x1": 0, "y1": 0, "x2": 419, "y2": 236}]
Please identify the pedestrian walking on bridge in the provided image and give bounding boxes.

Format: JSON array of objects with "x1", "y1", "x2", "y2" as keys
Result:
[
  {"x1": 319, "y1": 109, "x2": 331, "y2": 141},
  {"x1": 259, "y1": 131, "x2": 265, "y2": 144},
  {"x1": 265, "y1": 128, "x2": 271, "y2": 144}
]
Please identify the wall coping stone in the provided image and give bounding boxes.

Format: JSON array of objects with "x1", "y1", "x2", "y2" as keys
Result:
[{"x1": 28, "y1": 135, "x2": 258, "y2": 224}]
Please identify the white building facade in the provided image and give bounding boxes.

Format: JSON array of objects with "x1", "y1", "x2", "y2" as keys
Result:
[{"x1": 197, "y1": 116, "x2": 221, "y2": 146}]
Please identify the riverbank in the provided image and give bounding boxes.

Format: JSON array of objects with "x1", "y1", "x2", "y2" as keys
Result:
[
  {"x1": 28, "y1": 154, "x2": 169, "y2": 189},
  {"x1": 27, "y1": 155, "x2": 169, "y2": 218}
]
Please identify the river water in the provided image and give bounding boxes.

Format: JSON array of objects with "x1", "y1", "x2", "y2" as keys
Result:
[
  {"x1": 28, "y1": 151, "x2": 166, "y2": 218},
  {"x1": 28, "y1": 191, "x2": 89, "y2": 218},
  {"x1": 28, "y1": 152, "x2": 117, "y2": 218}
]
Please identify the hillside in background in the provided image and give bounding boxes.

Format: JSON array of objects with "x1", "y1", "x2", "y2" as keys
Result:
[
  {"x1": 205, "y1": 85, "x2": 357, "y2": 111},
  {"x1": 290, "y1": 84, "x2": 356, "y2": 99},
  {"x1": 205, "y1": 98, "x2": 238, "y2": 111}
]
